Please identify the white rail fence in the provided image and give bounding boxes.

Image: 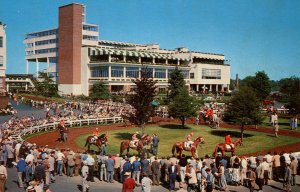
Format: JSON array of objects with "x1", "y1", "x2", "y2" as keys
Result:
[{"x1": 10, "y1": 116, "x2": 124, "y2": 140}]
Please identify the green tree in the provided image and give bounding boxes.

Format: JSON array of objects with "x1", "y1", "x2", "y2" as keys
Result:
[
  {"x1": 90, "y1": 82, "x2": 111, "y2": 100},
  {"x1": 168, "y1": 68, "x2": 185, "y2": 101},
  {"x1": 33, "y1": 72, "x2": 58, "y2": 97},
  {"x1": 279, "y1": 76, "x2": 300, "y2": 114},
  {"x1": 223, "y1": 87, "x2": 263, "y2": 141},
  {"x1": 251, "y1": 71, "x2": 271, "y2": 100},
  {"x1": 240, "y1": 76, "x2": 255, "y2": 88},
  {"x1": 168, "y1": 87, "x2": 197, "y2": 127},
  {"x1": 127, "y1": 68, "x2": 157, "y2": 134}
]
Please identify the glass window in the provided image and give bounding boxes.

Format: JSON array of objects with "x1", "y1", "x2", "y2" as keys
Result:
[
  {"x1": 154, "y1": 68, "x2": 166, "y2": 78},
  {"x1": 0, "y1": 37, "x2": 2, "y2": 47},
  {"x1": 111, "y1": 66, "x2": 124, "y2": 77},
  {"x1": 0, "y1": 56, "x2": 3, "y2": 67},
  {"x1": 190, "y1": 73, "x2": 194, "y2": 79},
  {"x1": 126, "y1": 67, "x2": 139, "y2": 78},
  {"x1": 202, "y1": 69, "x2": 221, "y2": 79},
  {"x1": 90, "y1": 67, "x2": 109, "y2": 77},
  {"x1": 180, "y1": 70, "x2": 189, "y2": 79}
]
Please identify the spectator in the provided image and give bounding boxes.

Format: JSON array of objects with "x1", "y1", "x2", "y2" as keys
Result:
[
  {"x1": 132, "y1": 156, "x2": 141, "y2": 184},
  {"x1": 141, "y1": 173, "x2": 152, "y2": 192},
  {"x1": 105, "y1": 154, "x2": 115, "y2": 183},
  {"x1": 122, "y1": 172, "x2": 135, "y2": 192}
]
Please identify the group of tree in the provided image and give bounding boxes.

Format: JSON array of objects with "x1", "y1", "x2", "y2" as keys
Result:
[
  {"x1": 278, "y1": 76, "x2": 300, "y2": 114},
  {"x1": 33, "y1": 72, "x2": 58, "y2": 97}
]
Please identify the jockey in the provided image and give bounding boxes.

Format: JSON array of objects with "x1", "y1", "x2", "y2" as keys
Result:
[
  {"x1": 93, "y1": 128, "x2": 99, "y2": 142},
  {"x1": 225, "y1": 134, "x2": 233, "y2": 149},
  {"x1": 186, "y1": 132, "x2": 194, "y2": 149},
  {"x1": 59, "y1": 120, "x2": 65, "y2": 128},
  {"x1": 132, "y1": 131, "x2": 139, "y2": 147}
]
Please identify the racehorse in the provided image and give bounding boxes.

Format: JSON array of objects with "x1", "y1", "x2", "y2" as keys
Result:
[
  {"x1": 85, "y1": 133, "x2": 108, "y2": 151},
  {"x1": 172, "y1": 136, "x2": 205, "y2": 158},
  {"x1": 213, "y1": 138, "x2": 243, "y2": 157},
  {"x1": 57, "y1": 125, "x2": 68, "y2": 142},
  {"x1": 120, "y1": 134, "x2": 152, "y2": 156}
]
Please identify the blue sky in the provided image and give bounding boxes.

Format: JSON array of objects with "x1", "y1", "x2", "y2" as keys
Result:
[{"x1": 0, "y1": 0, "x2": 299, "y2": 80}]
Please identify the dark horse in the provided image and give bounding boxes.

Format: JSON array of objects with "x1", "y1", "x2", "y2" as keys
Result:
[
  {"x1": 57, "y1": 125, "x2": 68, "y2": 142},
  {"x1": 85, "y1": 134, "x2": 108, "y2": 151},
  {"x1": 213, "y1": 138, "x2": 243, "y2": 157},
  {"x1": 120, "y1": 134, "x2": 152, "y2": 156},
  {"x1": 172, "y1": 136, "x2": 205, "y2": 158}
]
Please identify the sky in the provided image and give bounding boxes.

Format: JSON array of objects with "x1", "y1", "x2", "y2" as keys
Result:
[{"x1": 0, "y1": 0, "x2": 299, "y2": 80}]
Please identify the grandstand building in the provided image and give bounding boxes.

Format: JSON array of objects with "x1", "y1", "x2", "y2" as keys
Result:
[{"x1": 24, "y1": 3, "x2": 230, "y2": 96}]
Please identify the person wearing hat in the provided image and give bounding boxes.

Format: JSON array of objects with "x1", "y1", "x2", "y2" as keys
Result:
[
  {"x1": 81, "y1": 161, "x2": 89, "y2": 192},
  {"x1": 92, "y1": 128, "x2": 99, "y2": 143},
  {"x1": 141, "y1": 172, "x2": 152, "y2": 192},
  {"x1": 186, "y1": 163, "x2": 197, "y2": 191},
  {"x1": 122, "y1": 172, "x2": 135, "y2": 192},
  {"x1": 131, "y1": 131, "x2": 139, "y2": 148}
]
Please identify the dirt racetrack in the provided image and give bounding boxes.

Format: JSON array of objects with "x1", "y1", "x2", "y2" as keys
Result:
[{"x1": 27, "y1": 117, "x2": 300, "y2": 156}]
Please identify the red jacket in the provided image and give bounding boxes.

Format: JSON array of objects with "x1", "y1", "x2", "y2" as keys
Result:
[{"x1": 225, "y1": 135, "x2": 232, "y2": 145}]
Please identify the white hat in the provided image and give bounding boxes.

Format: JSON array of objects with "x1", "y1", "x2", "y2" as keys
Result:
[
  {"x1": 217, "y1": 152, "x2": 222, "y2": 155},
  {"x1": 83, "y1": 161, "x2": 88, "y2": 165},
  {"x1": 124, "y1": 172, "x2": 131, "y2": 176}
]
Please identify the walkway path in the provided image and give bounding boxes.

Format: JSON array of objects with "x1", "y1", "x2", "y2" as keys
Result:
[{"x1": 5, "y1": 167, "x2": 300, "y2": 192}]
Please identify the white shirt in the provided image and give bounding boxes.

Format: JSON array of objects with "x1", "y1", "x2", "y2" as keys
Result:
[
  {"x1": 25, "y1": 154, "x2": 34, "y2": 163},
  {"x1": 56, "y1": 152, "x2": 65, "y2": 161}
]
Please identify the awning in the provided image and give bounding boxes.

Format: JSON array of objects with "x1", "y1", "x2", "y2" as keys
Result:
[{"x1": 88, "y1": 47, "x2": 187, "y2": 60}]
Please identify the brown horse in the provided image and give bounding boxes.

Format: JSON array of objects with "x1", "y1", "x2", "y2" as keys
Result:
[
  {"x1": 213, "y1": 138, "x2": 243, "y2": 157},
  {"x1": 85, "y1": 133, "x2": 108, "y2": 151},
  {"x1": 120, "y1": 134, "x2": 152, "y2": 156},
  {"x1": 172, "y1": 136, "x2": 205, "y2": 158}
]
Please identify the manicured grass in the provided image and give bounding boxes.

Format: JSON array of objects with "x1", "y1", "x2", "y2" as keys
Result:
[
  {"x1": 75, "y1": 124, "x2": 298, "y2": 157},
  {"x1": 261, "y1": 117, "x2": 299, "y2": 132}
]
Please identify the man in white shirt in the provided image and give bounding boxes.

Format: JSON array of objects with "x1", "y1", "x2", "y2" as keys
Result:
[
  {"x1": 82, "y1": 161, "x2": 89, "y2": 192},
  {"x1": 56, "y1": 150, "x2": 65, "y2": 176}
]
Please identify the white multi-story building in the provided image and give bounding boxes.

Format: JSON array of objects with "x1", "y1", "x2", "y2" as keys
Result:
[
  {"x1": 24, "y1": 3, "x2": 230, "y2": 96},
  {"x1": 0, "y1": 21, "x2": 7, "y2": 96}
]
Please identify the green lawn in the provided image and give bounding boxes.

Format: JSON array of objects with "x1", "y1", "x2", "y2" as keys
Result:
[
  {"x1": 261, "y1": 117, "x2": 299, "y2": 132},
  {"x1": 75, "y1": 124, "x2": 298, "y2": 158}
]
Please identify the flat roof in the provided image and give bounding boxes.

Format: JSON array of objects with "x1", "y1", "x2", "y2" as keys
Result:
[{"x1": 59, "y1": 3, "x2": 85, "y2": 9}]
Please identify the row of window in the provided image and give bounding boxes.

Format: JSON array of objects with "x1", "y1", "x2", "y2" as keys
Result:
[
  {"x1": 0, "y1": 36, "x2": 3, "y2": 47},
  {"x1": 35, "y1": 48, "x2": 58, "y2": 54},
  {"x1": 35, "y1": 39, "x2": 57, "y2": 46},
  {"x1": 83, "y1": 25, "x2": 98, "y2": 32},
  {"x1": 83, "y1": 35, "x2": 98, "y2": 41},
  {"x1": 190, "y1": 69, "x2": 222, "y2": 79},
  {"x1": 0, "y1": 56, "x2": 3, "y2": 67},
  {"x1": 202, "y1": 69, "x2": 221, "y2": 79},
  {"x1": 26, "y1": 29, "x2": 58, "y2": 39},
  {"x1": 90, "y1": 67, "x2": 189, "y2": 79}
]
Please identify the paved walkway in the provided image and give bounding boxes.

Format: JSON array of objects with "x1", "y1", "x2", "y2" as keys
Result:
[{"x1": 5, "y1": 167, "x2": 300, "y2": 192}]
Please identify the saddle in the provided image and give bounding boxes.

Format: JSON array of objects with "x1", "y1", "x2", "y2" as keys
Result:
[
  {"x1": 129, "y1": 140, "x2": 138, "y2": 148},
  {"x1": 226, "y1": 144, "x2": 234, "y2": 150}
]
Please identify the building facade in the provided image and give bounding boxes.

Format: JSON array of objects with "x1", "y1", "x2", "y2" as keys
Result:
[
  {"x1": 0, "y1": 21, "x2": 6, "y2": 95},
  {"x1": 24, "y1": 3, "x2": 230, "y2": 96}
]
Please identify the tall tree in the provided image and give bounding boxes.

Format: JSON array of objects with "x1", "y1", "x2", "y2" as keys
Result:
[
  {"x1": 33, "y1": 72, "x2": 58, "y2": 97},
  {"x1": 279, "y1": 76, "x2": 300, "y2": 114},
  {"x1": 90, "y1": 81, "x2": 111, "y2": 100},
  {"x1": 251, "y1": 71, "x2": 271, "y2": 100},
  {"x1": 168, "y1": 68, "x2": 185, "y2": 101},
  {"x1": 127, "y1": 68, "x2": 157, "y2": 134},
  {"x1": 223, "y1": 87, "x2": 263, "y2": 141},
  {"x1": 168, "y1": 87, "x2": 197, "y2": 127}
]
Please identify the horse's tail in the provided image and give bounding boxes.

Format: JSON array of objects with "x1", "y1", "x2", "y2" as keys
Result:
[
  {"x1": 213, "y1": 144, "x2": 219, "y2": 157},
  {"x1": 120, "y1": 141, "x2": 124, "y2": 155},
  {"x1": 172, "y1": 144, "x2": 176, "y2": 155}
]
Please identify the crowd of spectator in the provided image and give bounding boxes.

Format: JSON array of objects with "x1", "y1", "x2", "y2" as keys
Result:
[{"x1": 0, "y1": 133, "x2": 299, "y2": 192}]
